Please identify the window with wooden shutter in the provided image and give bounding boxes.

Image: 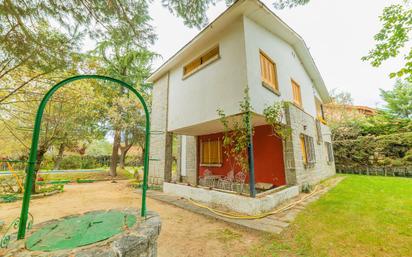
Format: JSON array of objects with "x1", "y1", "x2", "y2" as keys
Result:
[
  {"x1": 325, "y1": 142, "x2": 334, "y2": 163},
  {"x1": 291, "y1": 80, "x2": 303, "y2": 108},
  {"x1": 315, "y1": 119, "x2": 322, "y2": 145},
  {"x1": 300, "y1": 134, "x2": 316, "y2": 167},
  {"x1": 200, "y1": 138, "x2": 222, "y2": 166},
  {"x1": 300, "y1": 136, "x2": 307, "y2": 165},
  {"x1": 183, "y1": 46, "x2": 220, "y2": 77},
  {"x1": 315, "y1": 97, "x2": 326, "y2": 124},
  {"x1": 259, "y1": 51, "x2": 279, "y2": 92}
]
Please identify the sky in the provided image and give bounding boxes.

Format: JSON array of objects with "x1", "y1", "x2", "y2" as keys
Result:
[{"x1": 148, "y1": 0, "x2": 405, "y2": 108}]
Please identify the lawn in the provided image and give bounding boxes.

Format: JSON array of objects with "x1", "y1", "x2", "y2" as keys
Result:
[{"x1": 245, "y1": 175, "x2": 412, "y2": 257}]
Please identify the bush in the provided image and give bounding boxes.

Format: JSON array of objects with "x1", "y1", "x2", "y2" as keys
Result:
[
  {"x1": 37, "y1": 184, "x2": 64, "y2": 194},
  {"x1": 334, "y1": 132, "x2": 412, "y2": 166},
  {"x1": 42, "y1": 155, "x2": 111, "y2": 170}
]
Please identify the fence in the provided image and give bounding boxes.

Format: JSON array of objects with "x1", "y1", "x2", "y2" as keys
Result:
[{"x1": 336, "y1": 165, "x2": 412, "y2": 178}]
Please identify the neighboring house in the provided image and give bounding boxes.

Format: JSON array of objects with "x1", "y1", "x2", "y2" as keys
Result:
[
  {"x1": 323, "y1": 103, "x2": 377, "y2": 123},
  {"x1": 146, "y1": 0, "x2": 336, "y2": 214}
]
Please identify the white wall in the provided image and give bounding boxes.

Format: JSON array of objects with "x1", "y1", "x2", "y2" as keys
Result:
[
  {"x1": 243, "y1": 16, "x2": 320, "y2": 117},
  {"x1": 166, "y1": 17, "x2": 248, "y2": 132},
  {"x1": 168, "y1": 18, "x2": 247, "y2": 131}
]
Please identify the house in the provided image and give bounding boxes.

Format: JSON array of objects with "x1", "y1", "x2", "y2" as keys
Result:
[
  {"x1": 323, "y1": 103, "x2": 377, "y2": 123},
  {"x1": 146, "y1": 0, "x2": 336, "y2": 214}
]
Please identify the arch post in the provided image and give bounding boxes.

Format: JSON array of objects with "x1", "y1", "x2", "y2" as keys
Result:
[{"x1": 17, "y1": 75, "x2": 151, "y2": 239}]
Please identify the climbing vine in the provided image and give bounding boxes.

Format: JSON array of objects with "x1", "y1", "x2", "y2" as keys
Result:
[
  {"x1": 217, "y1": 88, "x2": 252, "y2": 174},
  {"x1": 263, "y1": 101, "x2": 291, "y2": 140}
]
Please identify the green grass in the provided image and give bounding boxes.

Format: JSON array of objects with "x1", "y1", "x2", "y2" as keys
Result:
[
  {"x1": 36, "y1": 168, "x2": 133, "y2": 181},
  {"x1": 244, "y1": 175, "x2": 412, "y2": 257},
  {"x1": 208, "y1": 228, "x2": 242, "y2": 243}
]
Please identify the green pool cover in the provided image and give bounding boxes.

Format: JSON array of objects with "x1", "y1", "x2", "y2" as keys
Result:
[{"x1": 26, "y1": 210, "x2": 136, "y2": 252}]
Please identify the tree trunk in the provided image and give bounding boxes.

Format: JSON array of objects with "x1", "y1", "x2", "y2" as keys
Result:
[
  {"x1": 119, "y1": 144, "x2": 133, "y2": 169},
  {"x1": 110, "y1": 129, "x2": 121, "y2": 177},
  {"x1": 32, "y1": 146, "x2": 47, "y2": 193},
  {"x1": 53, "y1": 143, "x2": 65, "y2": 170},
  {"x1": 119, "y1": 147, "x2": 126, "y2": 169}
]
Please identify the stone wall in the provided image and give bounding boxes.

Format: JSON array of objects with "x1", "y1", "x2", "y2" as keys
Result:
[
  {"x1": 174, "y1": 135, "x2": 198, "y2": 185},
  {"x1": 149, "y1": 74, "x2": 173, "y2": 185},
  {"x1": 185, "y1": 136, "x2": 198, "y2": 185},
  {"x1": 284, "y1": 103, "x2": 336, "y2": 188},
  {"x1": 6, "y1": 209, "x2": 161, "y2": 257}
]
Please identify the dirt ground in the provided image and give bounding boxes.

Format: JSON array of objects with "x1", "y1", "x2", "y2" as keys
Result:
[{"x1": 1, "y1": 180, "x2": 263, "y2": 257}]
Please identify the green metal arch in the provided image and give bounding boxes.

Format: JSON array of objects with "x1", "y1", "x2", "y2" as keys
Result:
[{"x1": 17, "y1": 75, "x2": 151, "y2": 239}]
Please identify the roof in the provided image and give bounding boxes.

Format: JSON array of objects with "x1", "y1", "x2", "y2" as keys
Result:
[
  {"x1": 147, "y1": 0, "x2": 331, "y2": 102},
  {"x1": 324, "y1": 104, "x2": 377, "y2": 115}
]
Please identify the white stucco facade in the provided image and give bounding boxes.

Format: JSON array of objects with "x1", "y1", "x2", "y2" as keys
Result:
[
  {"x1": 243, "y1": 16, "x2": 320, "y2": 117},
  {"x1": 147, "y1": 0, "x2": 336, "y2": 191},
  {"x1": 167, "y1": 17, "x2": 248, "y2": 133},
  {"x1": 156, "y1": 14, "x2": 326, "y2": 135}
]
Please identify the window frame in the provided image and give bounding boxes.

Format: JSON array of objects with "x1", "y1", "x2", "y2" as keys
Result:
[
  {"x1": 182, "y1": 46, "x2": 220, "y2": 79},
  {"x1": 199, "y1": 138, "x2": 223, "y2": 167},
  {"x1": 291, "y1": 79, "x2": 303, "y2": 109},
  {"x1": 315, "y1": 119, "x2": 323, "y2": 145},
  {"x1": 300, "y1": 134, "x2": 316, "y2": 168},
  {"x1": 325, "y1": 141, "x2": 334, "y2": 164},
  {"x1": 315, "y1": 96, "x2": 327, "y2": 124},
  {"x1": 259, "y1": 50, "x2": 280, "y2": 95}
]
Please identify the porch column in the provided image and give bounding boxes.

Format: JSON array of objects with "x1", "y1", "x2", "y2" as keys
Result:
[
  {"x1": 148, "y1": 73, "x2": 172, "y2": 185},
  {"x1": 185, "y1": 136, "x2": 198, "y2": 186},
  {"x1": 247, "y1": 111, "x2": 257, "y2": 197}
]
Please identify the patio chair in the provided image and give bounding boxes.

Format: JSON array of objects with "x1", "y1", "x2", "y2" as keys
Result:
[
  {"x1": 233, "y1": 172, "x2": 246, "y2": 193},
  {"x1": 199, "y1": 169, "x2": 213, "y2": 187},
  {"x1": 217, "y1": 170, "x2": 235, "y2": 191}
]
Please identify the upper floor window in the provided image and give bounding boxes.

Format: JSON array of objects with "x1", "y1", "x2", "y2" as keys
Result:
[
  {"x1": 315, "y1": 97, "x2": 326, "y2": 123},
  {"x1": 183, "y1": 46, "x2": 220, "y2": 77},
  {"x1": 291, "y1": 79, "x2": 303, "y2": 108},
  {"x1": 200, "y1": 138, "x2": 222, "y2": 166},
  {"x1": 259, "y1": 51, "x2": 279, "y2": 93}
]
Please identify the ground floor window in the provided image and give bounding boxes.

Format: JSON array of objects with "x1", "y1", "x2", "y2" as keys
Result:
[
  {"x1": 325, "y1": 142, "x2": 334, "y2": 163},
  {"x1": 200, "y1": 138, "x2": 222, "y2": 166},
  {"x1": 300, "y1": 134, "x2": 316, "y2": 167}
]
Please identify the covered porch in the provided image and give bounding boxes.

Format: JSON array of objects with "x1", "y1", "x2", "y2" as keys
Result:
[{"x1": 171, "y1": 113, "x2": 289, "y2": 197}]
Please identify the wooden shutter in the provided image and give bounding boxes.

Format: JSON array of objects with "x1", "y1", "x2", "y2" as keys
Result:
[
  {"x1": 316, "y1": 120, "x2": 322, "y2": 144},
  {"x1": 304, "y1": 135, "x2": 316, "y2": 165},
  {"x1": 184, "y1": 59, "x2": 201, "y2": 75},
  {"x1": 301, "y1": 134, "x2": 316, "y2": 167},
  {"x1": 260, "y1": 52, "x2": 278, "y2": 91},
  {"x1": 300, "y1": 136, "x2": 307, "y2": 165},
  {"x1": 184, "y1": 46, "x2": 219, "y2": 76},
  {"x1": 315, "y1": 97, "x2": 322, "y2": 118},
  {"x1": 292, "y1": 80, "x2": 302, "y2": 107},
  {"x1": 202, "y1": 47, "x2": 219, "y2": 63},
  {"x1": 325, "y1": 142, "x2": 334, "y2": 162}
]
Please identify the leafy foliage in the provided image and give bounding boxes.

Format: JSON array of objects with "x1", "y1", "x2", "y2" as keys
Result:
[
  {"x1": 271, "y1": 0, "x2": 412, "y2": 82},
  {"x1": 162, "y1": 0, "x2": 234, "y2": 28},
  {"x1": 362, "y1": 2, "x2": 412, "y2": 82},
  {"x1": 331, "y1": 112, "x2": 412, "y2": 166},
  {"x1": 329, "y1": 88, "x2": 354, "y2": 105},
  {"x1": 380, "y1": 80, "x2": 412, "y2": 119},
  {"x1": 217, "y1": 88, "x2": 252, "y2": 174},
  {"x1": 86, "y1": 139, "x2": 113, "y2": 156},
  {"x1": 262, "y1": 101, "x2": 291, "y2": 140},
  {"x1": 273, "y1": 0, "x2": 310, "y2": 9}
]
